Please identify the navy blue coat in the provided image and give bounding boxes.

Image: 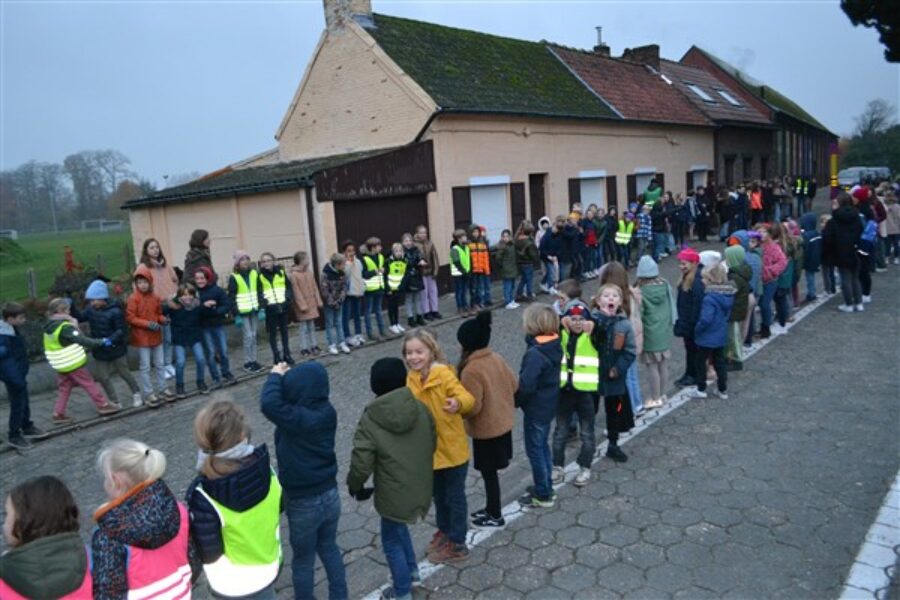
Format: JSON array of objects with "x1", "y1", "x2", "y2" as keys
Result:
[
  {"x1": 539, "y1": 230, "x2": 563, "y2": 261},
  {"x1": 514, "y1": 336, "x2": 562, "y2": 424},
  {"x1": 800, "y1": 213, "x2": 822, "y2": 272},
  {"x1": 197, "y1": 284, "x2": 230, "y2": 328},
  {"x1": 0, "y1": 322, "x2": 28, "y2": 387},
  {"x1": 592, "y1": 312, "x2": 636, "y2": 397},
  {"x1": 261, "y1": 362, "x2": 338, "y2": 499},
  {"x1": 673, "y1": 265, "x2": 705, "y2": 339},
  {"x1": 165, "y1": 301, "x2": 204, "y2": 346},
  {"x1": 80, "y1": 301, "x2": 128, "y2": 361},
  {"x1": 694, "y1": 284, "x2": 736, "y2": 349}
]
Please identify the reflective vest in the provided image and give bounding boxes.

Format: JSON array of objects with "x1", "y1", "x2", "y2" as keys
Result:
[
  {"x1": 387, "y1": 259, "x2": 407, "y2": 291},
  {"x1": 559, "y1": 329, "x2": 600, "y2": 392},
  {"x1": 43, "y1": 321, "x2": 87, "y2": 374},
  {"x1": 362, "y1": 255, "x2": 386, "y2": 292},
  {"x1": 195, "y1": 474, "x2": 283, "y2": 597},
  {"x1": 450, "y1": 245, "x2": 471, "y2": 277},
  {"x1": 794, "y1": 178, "x2": 808, "y2": 196},
  {"x1": 0, "y1": 548, "x2": 93, "y2": 599},
  {"x1": 231, "y1": 271, "x2": 259, "y2": 314},
  {"x1": 126, "y1": 502, "x2": 192, "y2": 600},
  {"x1": 615, "y1": 220, "x2": 635, "y2": 246},
  {"x1": 259, "y1": 270, "x2": 287, "y2": 305}
]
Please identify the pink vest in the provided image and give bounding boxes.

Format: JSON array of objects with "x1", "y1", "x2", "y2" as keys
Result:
[
  {"x1": 125, "y1": 502, "x2": 192, "y2": 600},
  {"x1": 0, "y1": 553, "x2": 93, "y2": 599}
]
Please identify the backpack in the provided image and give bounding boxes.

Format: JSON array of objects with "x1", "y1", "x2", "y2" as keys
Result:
[{"x1": 858, "y1": 217, "x2": 877, "y2": 255}]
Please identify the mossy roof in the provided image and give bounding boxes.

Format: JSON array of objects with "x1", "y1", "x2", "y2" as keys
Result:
[{"x1": 366, "y1": 13, "x2": 619, "y2": 120}]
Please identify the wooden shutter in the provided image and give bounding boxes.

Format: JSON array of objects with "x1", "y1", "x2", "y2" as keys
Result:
[
  {"x1": 656, "y1": 172, "x2": 665, "y2": 192},
  {"x1": 605, "y1": 176, "x2": 618, "y2": 213},
  {"x1": 529, "y1": 173, "x2": 546, "y2": 222},
  {"x1": 452, "y1": 187, "x2": 471, "y2": 231},
  {"x1": 510, "y1": 183, "x2": 526, "y2": 230},
  {"x1": 626, "y1": 175, "x2": 637, "y2": 205},
  {"x1": 686, "y1": 171, "x2": 694, "y2": 195},
  {"x1": 568, "y1": 178, "x2": 581, "y2": 208}
]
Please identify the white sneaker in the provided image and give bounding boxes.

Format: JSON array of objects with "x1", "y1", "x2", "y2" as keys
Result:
[
  {"x1": 714, "y1": 389, "x2": 729, "y2": 400},
  {"x1": 893, "y1": 258, "x2": 899, "y2": 265},
  {"x1": 132, "y1": 393, "x2": 143, "y2": 407},
  {"x1": 862, "y1": 295, "x2": 872, "y2": 304},
  {"x1": 837, "y1": 304, "x2": 854, "y2": 313},
  {"x1": 855, "y1": 303, "x2": 865, "y2": 312},
  {"x1": 771, "y1": 324, "x2": 787, "y2": 335},
  {"x1": 548, "y1": 287, "x2": 558, "y2": 296},
  {"x1": 506, "y1": 301, "x2": 520, "y2": 309},
  {"x1": 875, "y1": 267, "x2": 887, "y2": 273},
  {"x1": 347, "y1": 337, "x2": 361, "y2": 347},
  {"x1": 339, "y1": 342, "x2": 352, "y2": 354},
  {"x1": 355, "y1": 335, "x2": 366, "y2": 345},
  {"x1": 540, "y1": 284, "x2": 550, "y2": 293},
  {"x1": 164, "y1": 365, "x2": 175, "y2": 379},
  {"x1": 389, "y1": 324, "x2": 399, "y2": 334},
  {"x1": 690, "y1": 389, "x2": 708, "y2": 399},
  {"x1": 551, "y1": 466, "x2": 565, "y2": 484},
  {"x1": 328, "y1": 344, "x2": 339, "y2": 355},
  {"x1": 397, "y1": 324, "x2": 406, "y2": 332},
  {"x1": 574, "y1": 467, "x2": 592, "y2": 487}
]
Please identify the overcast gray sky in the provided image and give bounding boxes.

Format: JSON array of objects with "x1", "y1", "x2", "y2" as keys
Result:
[{"x1": 2, "y1": 1, "x2": 897, "y2": 185}]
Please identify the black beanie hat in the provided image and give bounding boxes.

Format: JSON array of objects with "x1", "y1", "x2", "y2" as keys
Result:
[
  {"x1": 457, "y1": 310, "x2": 492, "y2": 352},
  {"x1": 370, "y1": 357, "x2": 408, "y2": 396}
]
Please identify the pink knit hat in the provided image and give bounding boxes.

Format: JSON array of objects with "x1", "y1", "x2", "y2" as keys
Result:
[
  {"x1": 677, "y1": 247, "x2": 701, "y2": 264},
  {"x1": 233, "y1": 249, "x2": 250, "y2": 266}
]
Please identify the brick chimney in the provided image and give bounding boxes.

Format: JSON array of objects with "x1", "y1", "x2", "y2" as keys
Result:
[
  {"x1": 323, "y1": 0, "x2": 373, "y2": 32},
  {"x1": 622, "y1": 44, "x2": 660, "y2": 69},
  {"x1": 593, "y1": 26, "x2": 611, "y2": 57}
]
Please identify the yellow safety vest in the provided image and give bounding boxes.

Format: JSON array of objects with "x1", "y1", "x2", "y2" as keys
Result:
[
  {"x1": 231, "y1": 271, "x2": 260, "y2": 314},
  {"x1": 450, "y1": 245, "x2": 471, "y2": 277},
  {"x1": 259, "y1": 271, "x2": 287, "y2": 305},
  {"x1": 559, "y1": 329, "x2": 600, "y2": 392},
  {"x1": 43, "y1": 321, "x2": 87, "y2": 374},
  {"x1": 387, "y1": 260, "x2": 407, "y2": 291},
  {"x1": 615, "y1": 220, "x2": 635, "y2": 246},
  {"x1": 362, "y1": 255, "x2": 386, "y2": 292},
  {"x1": 795, "y1": 178, "x2": 807, "y2": 196}
]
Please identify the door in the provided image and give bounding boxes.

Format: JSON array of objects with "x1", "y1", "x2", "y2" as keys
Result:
[
  {"x1": 529, "y1": 173, "x2": 546, "y2": 222},
  {"x1": 334, "y1": 194, "x2": 429, "y2": 252},
  {"x1": 470, "y1": 185, "x2": 509, "y2": 245}
]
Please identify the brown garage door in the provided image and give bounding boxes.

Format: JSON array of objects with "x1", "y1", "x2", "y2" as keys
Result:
[{"x1": 334, "y1": 194, "x2": 429, "y2": 252}]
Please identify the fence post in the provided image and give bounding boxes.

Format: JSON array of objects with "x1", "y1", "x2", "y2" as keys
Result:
[
  {"x1": 26, "y1": 268, "x2": 37, "y2": 299},
  {"x1": 123, "y1": 245, "x2": 134, "y2": 273},
  {"x1": 96, "y1": 253, "x2": 105, "y2": 274}
]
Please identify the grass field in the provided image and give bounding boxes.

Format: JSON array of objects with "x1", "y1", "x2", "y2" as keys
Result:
[{"x1": 0, "y1": 230, "x2": 134, "y2": 301}]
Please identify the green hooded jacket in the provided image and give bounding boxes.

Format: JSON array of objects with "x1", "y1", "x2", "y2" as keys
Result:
[
  {"x1": 347, "y1": 387, "x2": 436, "y2": 524},
  {"x1": 639, "y1": 281, "x2": 676, "y2": 353},
  {"x1": 0, "y1": 532, "x2": 88, "y2": 599},
  {"x1": 725, "y1": 246, "x2": 752, "y2": 322},
  {"x1": 494, "y1": 241, "x2": 519, "y2": 279}
]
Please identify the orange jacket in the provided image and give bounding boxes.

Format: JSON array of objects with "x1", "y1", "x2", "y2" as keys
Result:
[
  {"x1": 126, "y1": 270, "x2": 164, "y2": 347},
  {"x1": 468, "y1": 241, "x2": 491, "y2": 275},
  {"x1": 750, "y1": 190, "x2": 763, "y2": 211}
]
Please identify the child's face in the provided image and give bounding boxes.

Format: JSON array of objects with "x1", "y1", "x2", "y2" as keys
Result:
[
  {"x1": 597, "y1": 288, "x2": 622, "y2": 315},
  {"x1": 568, "y1": 315, "x2": 586, "y2": 333},
  {"x1": 180, "y1": 292, "x2": 195, "y2": 303},
  {"x1": 459, "y1": 235, "x2": 468, "y2": 245},
  {"x1": 136, "y1": 278, "x2": 151, "y2": 293},
  {"x1": 393, "y1": 247, "x2": 404, "y2": 259},
  {"x1": 679, "y1": 260, "x2": 693, "y2": 275},
  {"x1": 194, "y1": 272, "x2": 208, "y2": 288},
  {"x1": 404, "y1": 338, "x2": 432, "y2": 373},
  {"x1": 260, "y1": 255, "x2": 274, "y2": 270},
  {"x1": 471, "y1": 229, "x2": 481, "y2": 240},
  {"x1": 6, "y1": 314, "x2": 26, "y2": 327},
  {"x1": 373, "y1": 244, "x2": 383, "y2": 254},
  {"x1": 146, "y1": 240, "x2": 161, "y2": 259},
  {"x1": 402, "y1": 237, "x2": 413, "y2": 249},
  {"x1": 3, "y1": 496, "x2": 16, "y2": 546},
  {"x1": 90, "y1": 299, "x2": 106, "y2": 309},
  {"x1": 345, "y1": 246, "x2": 356, "y2": 259},
  {"x1": 239, "y1": 257, "x2": 252, "y2": 270},
  {"x1": 501, "y1": 232, "x2": 511, "y2": 243}
]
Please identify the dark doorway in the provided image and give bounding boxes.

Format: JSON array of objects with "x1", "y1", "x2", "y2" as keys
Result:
[
  {"x1": 334, "y1": 194, "x2": 429, "y2": 252},
  {"x1": 529, "y1": 173, "x2": 546, "y2": 221}
]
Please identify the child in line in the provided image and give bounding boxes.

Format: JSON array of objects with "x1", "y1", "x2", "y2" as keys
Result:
[
  {"x1": 92, "y1": 438, "x2": 196, "y2": 599},
  {"x1": 450, "y1": 229, "x2": 472, "y2": 316},
  {"x1": 44, "y1": 297, "x2": 119, "y2": 423},
  {"x1": 413, "y1": 225, "x2": 443, "y2": 321},
  {"x1": 800, "y1": 213, "x2": 822, "y2": 302},
  {"x1": 554, "y1": 304, "x2": 600, "y2": 487},
  {"x1": 1, "y1": 303, "x2": 45, "y2": 449},
  {"x1": 634, "y1": 256, "x2": 676, "y2": 409},
  {"x1": 186, "y1": 400, "x2": 282, "y2": 599},
  {"x1": 515, "y1": 304, "x2": 562, "y2": 508},
  {"x1": 773, "y1": 224, "x2": 796, "y2": 332},
  {"x1": 515, "y1": 222, "x2": 540, "y2": 301},
  {"x1": 538, "y1": 217, "x2": 561, "y2": 295},
  {"x1": 819, "y1": 215, "x2": 837, "y2": 294},
  {"x1": 758, "y1": 223, "x2": 788, "y2": 338},
  {"x1": 401, "y1": 233, "x2": 426, "y2": 328},
  {"x1": 599, "y1": 261, "x2": 644, "y2": 415},
  {"x1": 228, "y1": 251, "x2": 263, "y2": 373},
  {"x1": 342, "y1": 240, "x2": 366, "y2": 346},
  {"x1": 691, "y1": 264, "x2": 735, "y2": 399},
  {"x1": 635, "y1": 204, "x2": 653, "y2": 260},
  {"x1": 138, "y1": 238, "x2": 180, "y2": 379},
  {"x1": 127, "y1": 270, "x2": 172, "y2": 407},
  {"x1": 194, "y1": 267, "x2": 236, "y2": 387},
  {"x1": 458, "y1": 311, "x2": 518, "y2": 527},
  {"x1": 1, "y1": 476, "x2": 93, "y2": 598},
  {"x1": 385, "y1": 242, "x2": 408, "y2": 335},
  {"x1": 81, "y1": 280, "x2": 142, "y2": 408},
  {"x1": 361, "y1": 238, "x2": 388, "y2": 341},
  {"x1": 404, "y1": 329, "x2": 475, "y2": 563},
  {"x1": 321, "y1": 253, "x2": 351, "y2": 355},
  {"x1": 591, "y1": 283, "x2": 636, "y2": 462},
  {"x1": 289, "y1": 250, "x2": 323, "y2": 356},
  {"x1": 468, "y1": 224, "x2": 492, "y2": 310},
  {"x1": 495, "y1": 229, "x2": 519, "y2": 309},
  {"x1": 724, "y1": 246, "x2": 752, "y2": 371},
  {"x1": 615, "y1": 212, "x2": 636, "y2": 269},
  {"x1": 258, "y1": 252, "x2": 295, "y2": 365},
  {"x1": 348, "y1": 358, "x2": 435, "y2": 600},
  {"x1": 261, "y1": 362, "x2": 347, "y2": 599},
  {"x1": 673, "y1": 248, "x2": 705, "y2": 387},
  {"x1": 165, "y1": 283, "x2": 209, "y2": 397}
]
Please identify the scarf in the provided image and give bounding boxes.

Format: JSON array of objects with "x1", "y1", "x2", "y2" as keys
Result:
[{"x1": 196, "y1": 439, "x2": 254, "y2": 470}]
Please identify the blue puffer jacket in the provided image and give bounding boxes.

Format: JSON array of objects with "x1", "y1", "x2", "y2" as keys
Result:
[
  {"x1": 80, "y1": 300, "x2": 128, "y2": 361},
  {"x1": 800, "y1": 213, "x2": 822, "y2": 272},
  {"x1": 592, "y1": 311, "x2": 636, "y2": 397},
  {"x1": 694, "y1": 284, "x2": 736, "y2": 349},
  {"x1": 673, "y1": 265, "x2": 705, "y2": 339},
  {"x1": 0, "y1": 321, "x2": 28, "y2": 387},
  {"x1": 197, "y1": 284, "x2": 230, "y2": 328},
  {"x1": 185, "y1": 445, "x2": 275, "y2": 564},
  {"x1": 514, "y1": 335, "x2": 562, "y2": 424},
  {"x1": 539, "y1": 230, "x2": 562, "y2": 261},
  {"x1": 165, "y1": 299, "x2": 204, "y2": 347},
  {"x1": 261, "y1": 362, "x2": 337, "y2": 499}
]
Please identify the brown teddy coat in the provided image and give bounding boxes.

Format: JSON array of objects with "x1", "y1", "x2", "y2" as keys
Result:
[
  {"x1": 288, "y1": 265, "x2": 323, "y2": 321},
  {"x1": 460, "y1": 349, "x2": 518, "y2": 440}
]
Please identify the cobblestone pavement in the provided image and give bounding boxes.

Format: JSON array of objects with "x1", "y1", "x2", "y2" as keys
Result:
[{"x1": 2, "y1": 212, "x2": 898, "y2": 598}]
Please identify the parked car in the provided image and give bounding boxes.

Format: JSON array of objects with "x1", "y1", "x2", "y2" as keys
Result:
[{"x1": 838, "y1": 167, "x2": 867, "y2": 188}]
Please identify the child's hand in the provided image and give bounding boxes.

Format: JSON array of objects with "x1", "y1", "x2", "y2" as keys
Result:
[
  {"x1": 147, "y1": 322, "x2": 160, "y2": 331},
  {"x1": 582, "y1": 321, "x2": 595, "y2": 335},
  {"x1": 443, "y1": 397, "x2": 460, "y2": 414},
  {"x1": 159, "y1": 316, "x2": 169, "y2": 325},
  {"x1": 608, "y1": 367, "x2": 619, "y2": 379},
  {"x1": 204, "y1": 300, "x2": 216, "y2": 308},
  {"x1": 271, "y1": 362, "x2": 290, "y2": 376}
]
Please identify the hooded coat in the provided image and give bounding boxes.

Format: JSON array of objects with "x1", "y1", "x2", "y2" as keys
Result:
[
  {"x1": 695, "y1": 283, "x2": 736, "y2": 348},
  {"x1": 135, "y1": 261, "x2": 179, "y2": 304},
  {"x1": 319, "y1": 263, "x2": 346, "y2": 308},
  {"x1": 730, "y1": 231, "x2": 762, "y2": 296},
  {"x1": 674, "y1": 265, "x2": 705, "y2": 339},
  {"x1": 800, "y1": 213, "x2": 822, "y2": 272},
  {"x1": 725, "y1": 247, "x2": 752, "y2": 322},
  {"x1": 126, "y1": 271, "x2": 163, "y2": 347},
  {"x1": 164, "y1": 296, "x2": 204, "y2": 347},
  {"x1": 347, "y1": 387, "x2": 436, "y2": 524},
  {"x1": 514, "y1": 335, "x2": 562, "y2": 423},
  {"x1": 183, "y1": 247, "x2": 215, "y2": 284},
  {"x1": 260, "y1": 363, "x2": 337, "y2": 498},
  {"x1": 460, "y1": 348, "x2": 518, "y2": 440},
  {"x1": 823, "y1": 204, "x2": 863, "y2": 269},
  {"x1": 288, "y1": 265, "x2": 323, "y2": 321},
  {"x1": 592, "y1": 311, "x2": 636, "y2": 397},
  {"x1": 79, "y1": 300, "x2": 128, "y2": 361},
  {"x1": 0, "y1": 533, "x2": 92, "y2": 599},
  {"x1": 0, "y1": 320, "x2": 28, "y2": 387},
  {"x1": 406, "y1": 364, "x2": 476, "y2": 470},
  {"x1": 638, "y1": 281, "x2": 675, "y2": 354},
  {"x1": 196, "y1": 278, "x2": 230, "y2": 328}
]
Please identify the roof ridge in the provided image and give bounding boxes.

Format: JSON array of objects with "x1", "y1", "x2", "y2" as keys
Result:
[{"x1": 371, "y1": 12, "x2": 545, "y2": 48}]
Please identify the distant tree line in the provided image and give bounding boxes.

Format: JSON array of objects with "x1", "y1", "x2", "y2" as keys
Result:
[{"x1": 840, "y1": 99, "x2": 900, "y2": 174}]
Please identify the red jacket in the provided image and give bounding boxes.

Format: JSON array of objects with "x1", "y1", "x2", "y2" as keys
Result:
[{"x1": 127, "y1": 270, "x2": 164, "y2": 347}]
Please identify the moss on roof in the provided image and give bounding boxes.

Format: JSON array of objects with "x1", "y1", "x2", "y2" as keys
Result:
[{"x1": 366, "y1": 14, "x2": 618, "y2": 120}]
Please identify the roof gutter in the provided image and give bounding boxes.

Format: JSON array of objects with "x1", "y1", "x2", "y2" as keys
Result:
[{"x1": 122, "y1": 178, "x2": 313, "y2": 210}]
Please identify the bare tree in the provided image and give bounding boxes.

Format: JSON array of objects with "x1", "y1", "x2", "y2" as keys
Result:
[
  {"x1": 854, "y1": 99, "x2": 897, "y2": 137},
  {"x1": 93, "y1": 150, "x2": 136, "y2": 198}
]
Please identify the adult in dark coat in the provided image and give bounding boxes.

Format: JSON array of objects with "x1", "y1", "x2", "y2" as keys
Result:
[{"x1": 823, "y1": 193, "x2": 864, "y2": 309}]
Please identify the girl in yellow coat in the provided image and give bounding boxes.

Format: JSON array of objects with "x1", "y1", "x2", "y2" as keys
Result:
[{"x1": 403, "y1": 329, "x2": 475, "y2": 565}]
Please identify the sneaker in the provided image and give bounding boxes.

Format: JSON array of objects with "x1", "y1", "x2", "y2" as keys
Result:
[
  {"x1": 771, "y1": 324, "x2": 788, "y2": 335},
  {"x1": 551, "y1": 465, "x2": 565, "y2": 484},
  {"x1": 432, "y1": 312, "x2": 444, "y2": 320},
  {"x1": 209, "y1": 380, "x2": 222, "y2": 391},
  {"x1": 223, "y1": 374, "x2": 237, "y2": 386},
  {"x1": 416, "y1": 316, "x2": 427, "y2": 326},
  {"x1": 311, "y1": 346, "x2": 321, "y2": 355},
  {"x1": 540, "y1": 283, "x2": 550, "y2": 293},
  {"x1": 97, "y1": 402, "x2": 121, "y2": 415},
  {"x1": 252, "y1": 362, "x2": 266, "y2": 372},
  {"x1": 242, "y1": 362, "x2": 254, "y2": 373},
  {"x1": 429, "y1": 542, "x2": 469, "y2": 564},
  {"x1": 855, "y1": 303, "x2": 865, "y2": 312},
  {"x1": 197, "y1": 382, "x2": 209, "y2": 394},
  {"x1": 160, "y1": 389, "x2": 177, "y2": 402},
  {"x1": 301, "y1": 349, "x2": 311, "y2": 358},
  {"x1": 410, "y1": 569, "x2": 421, "y2": 586},
  {"x1": 424, "y1": 312, "x2": 437, "y2": 321},
  {"x1": 675, "y1": 375, "x2": 695, "y2": 387},
  {"x1": 426, "y1": 531, "x2": 447, "y2": 556},
  {"x1": 328, "y1": 344, "x2": 339, "y2": 355},
  {"x1": 21, "y1": 425, "x2": 48, "y2": 440},
  {"x1": 875, "y1": 267, "x2": 887, "y2": 273},
  {"x1": 714, "y1": 389, "x2": 729, "y2": 400},
  {"x1": 145, "y1": 395, "x2": 162, "y2": 408},
  {"x1": 837, "y1": 304, "x2": 854, "y2": 313},
  {"x1": 7, "y1": 434, "x2": 31, "y2": 450},
  {"x1": 284, "y1": 355, "x2": 296, "y2": 366},
  {"x1": 408, "y1": 317, "x2": 417, "y2": 328},
  {"x1": 339, "y1": 342, "x2": 352, "y2": 354},
  {"x1": 380, "y1": 588, "x2": 411, "y2": 600},
  {"x1": 518, "y1": 491, "x2": 556, "y2": 508},
  {"x1": 347, "y1": 337, "x2": 361, "y2": 347},
  {"x1": 472, "y1": 514, "x2": 506, "y2": 528},
  {"x1": 644, "y1": 397, "x2": 664, "y2": 409},
  {"x1": 574, "y1": 467, "x2": 592, "y2": 487},
  {"x1": 606, "y1": 445, "x2": 628, "y2": 463},
  {"x1": 389, "y1": 324, "x2": 399, "y2": 334},
  {"x1": 175, "y1": 386, "x2": 186, "y2": 399},
  {"x1": 690, "y1": 389, "x2": 709, "y2": 399},
  {"x1": 52, "y1": 413, "x2": 74, "y2": 425},
  {"x1": 470, "y1": 508, "x2": 488, "y2": 519},
  {"x1": 505, "y1": 301, "x2": 520, "y2": 309},
  {"x1": 893, "y1": 258, "x2": 900, "y2": 265},
  {"x1": 132, "y1": 392, "x2": 144, "y2": 407},
  {"x1": 164, "y1": 365, "x2": 175, "y2": 379},
  {"x1": 862, "y1": 295, "x2": 872, "y2": 303},
  {"x1": 396, "y1": 324, "x2": 405, "y2": 333}
]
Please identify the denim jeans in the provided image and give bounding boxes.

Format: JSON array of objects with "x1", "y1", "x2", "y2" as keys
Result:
[
  {"x1": 174, "y1": 342, "x2": 207, "y2": 388},
  {"x1": 286, "y1": 488, "x2": 348, "y2": 600},
  {"x1": 502, "y1": 278, "x2": 516, "y2": 305},
  {"x1": 381, "y1": 517, "x2": 417, "y2": 597},
  {"x1": 137, "y1": 344, "x2": 166, "y2": 396},
  {"x1": 523, "y1": 415, "x2": 553, "y2": 500},
  {"x1": 774, "y1": 288, "x2": 791, "y2": 326},
  {"x1": 4, "y1": 379, "x2": 32, "y2": 437},
  {"x1": 652, "y1": 233, "x2": 668, "y2": 261},
  {"x1": 162, "y1": 323, "x2": 174, "y2": 368},
  {"x1": 454, "y1": 275, "x2": 469, "y2": 309},
  {"x1": 516, "y1": 265, "x2": 534, "y2": 297},
  {"x1": 626, "y1": 361, "x2": 642, "y2": 414},
  {"x1": 364, "y1": 291, "x2": 386, "y2": 337},
  {"x1": 239, "y1": 312, "x2": 258, "y2": 364},
  {"x1": 298, "y1": 320, "x2": 317, "y2": 350},
  {"x1": 404, "y1": 291, "x2": 422, "y2": 318},
  {"x1": 323, "y1": 306, "x2": 344, "y2": 346},
  {"x1": 470, "y1": 273, "x2": 491, "y2": 305},
  {"x1": 718, "y1": 220, "x2": 731, "y2": 241},
  {"x1": 760, "y1": 281, "x2": 778, "y2": 328},
  {"x1": 804, "y1": 270, "x2": 817, "y2": 299},
  {"x1": 203, "y1": 326, "x2": 232, "y2": 381},
  {"x1": 342, "y1": 296, "x2": 363, "y2": 339},
  {"x1": 558, "y1": 262, "x2": 571, "y2": 282},
  {"x1": 616, "y1": 244, "x2": 630, "y2": 270},
  {"x1": 552, "y1": 391, "x2": 596, "y2": 469},
  {"x1": 433, "y1": 463, "x2": 468, "y2": 544}
]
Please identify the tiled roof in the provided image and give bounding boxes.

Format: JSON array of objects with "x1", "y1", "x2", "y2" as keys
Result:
[
  {"x1": 550, "y1": 46, "x2": 711, "y2": 127},
  {"x1": 122, "y1": 147, "x2": 398, "y2": 209},
  {"x1": 659, "y1": 60, "x2": 771, "y2": 126},
  {"x1": 687, "y1": 47, "x2": 831, "y2": 133},
  {"x1": 365, "y1": 14, "x2": 619, "y2": 120}
]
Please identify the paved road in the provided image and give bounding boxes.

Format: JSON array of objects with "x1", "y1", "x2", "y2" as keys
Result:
[{"x1": 2, "y1": 213, "x2": 898, "y2": 598}]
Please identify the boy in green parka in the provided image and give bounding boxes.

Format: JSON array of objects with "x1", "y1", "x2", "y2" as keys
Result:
[{"x1": 494, "y1": 229, "x2": 519, "y2": 309}]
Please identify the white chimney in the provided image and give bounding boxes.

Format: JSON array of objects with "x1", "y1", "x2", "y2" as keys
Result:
[
  {"x1": 593, "y1": 26, "x2": 610, "y2": 57},
  {"x1": 323, "y1": 0, "x2": 373, "y2": 32}
]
